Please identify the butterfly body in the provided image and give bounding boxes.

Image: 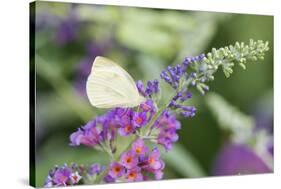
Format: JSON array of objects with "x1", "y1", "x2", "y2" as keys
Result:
[{"x1": 86, "y1": 56, "x2": 146, "y2": 108}]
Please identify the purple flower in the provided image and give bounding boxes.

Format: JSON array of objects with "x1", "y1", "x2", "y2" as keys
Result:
[
  {"x1": 132, "y1": 139, "x2": 149, "y2": 156},
  {"x1": 140, "y1": 99, "x2": 155, "y2": 113},
  {"x1": 168, "y1": 89, "x2": 196, "y2": 118},
  {"x1": 145, "y1": 80, "x2": 159, "y2": 96},
  {"x1": 136, "y1": 80, "x2": 147, "y2": 97},
  {"x1": 108, "y1": 162, "x2": 125, "y2": 178},
  {"x1": 118, "y1": 120, "x2": 136, "y2": 136},
  {"x1": 70, "y1": 109, "x2": 124, "y2": 148},
  {"x1": 105, "y1": 142, "x2": 165, "y2": 182},
  {"x1": 70, "y1": 119, "x2": 102, "y2": 148},
  {"x1": 125, "y1": 167, "x2": 143, "y2": 182},
  {"x1": 160, "y1": 54, "x2": 205, "y2": 89},
  {"x1": 213, "y1": 143, "x2": 271, "y2": 176},
  {"x1": 120, "y1": 150, "x2": 138, "y2": 169},
  {"x1": 145, "y1": 148, "x2": 164, "y2": 170},
  {"x1": 44, "y1": 164, "x2": 81, "y2": 187},
  {"x1": 153, "y1": 111, "x2": 181, "y2": 151},
  {"x1": 160, "y1": 64, "x2": 184, "y2": 89},
  {"x1": 88, "y1": 164, "x2": 102, "y2": 175},
  {"x1": 133, "y1": 112, "x2": 147, "y2": 128},
  {"x1": 104, "y1": 174, "x2": 115, "y2": 183},
  {"x1": 136, "y1": 79, "x2": 159, "y2": 97},
  {"x1": 137, "y1": 147, "x2": 165, "y2": 180},
  {"x1": 179, "y1": 105, "x2": 196, "y2": 118}
]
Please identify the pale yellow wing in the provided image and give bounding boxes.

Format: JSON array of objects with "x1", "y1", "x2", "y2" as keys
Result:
[{"x1": 86, "y1": 56, "x2": 145, "y2": 108}]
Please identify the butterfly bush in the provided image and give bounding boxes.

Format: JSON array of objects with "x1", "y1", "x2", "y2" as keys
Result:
[{"x1": 45, "y1": 39, "x2": 269, "y2": 187}]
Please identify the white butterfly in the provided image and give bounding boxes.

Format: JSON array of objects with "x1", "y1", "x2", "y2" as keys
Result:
[{"x1": 86, "y1": 56, "x2": 146, "y2": 108}]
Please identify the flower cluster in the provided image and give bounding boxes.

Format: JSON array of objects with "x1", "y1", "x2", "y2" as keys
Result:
[
  {"x1": 152, "y1": 111, "x2": 181, "y2": 151},
  {"x1": 70, "y1": 100, "x2": 156, "y2": 150},
  {"x1": 44, "y1": 164, "x2": 82, "y2": 187},
  {"x1": 160, "y1": 54, "x2": 205, "y2": 89},
  {"x1": 104, "y1": 139, "x2": 165, "y2": 182}
]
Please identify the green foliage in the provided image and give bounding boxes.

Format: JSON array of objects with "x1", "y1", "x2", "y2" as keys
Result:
[
  {"x1": 162, "y1": 144, "x2": 206, "y2": 177},
  {"x1": 205, "y1": 92, "x2": 254, "y2": 143}
]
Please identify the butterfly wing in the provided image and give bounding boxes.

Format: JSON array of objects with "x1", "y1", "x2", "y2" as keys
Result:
[{"x1": 86, "y1": 56, "x2": 145, "y2": 108}]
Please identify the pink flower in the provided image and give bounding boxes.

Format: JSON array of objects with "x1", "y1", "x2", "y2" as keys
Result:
[
  {"x1": 133, "y1": 112, "x2": 147, "y2": 128},
  {"x1": 108, "y1": 162, "x2": 125, "y2": 178},
  {"x1": 120, "y1": 150, "x2": 138, "y2": 169},
  {"x1": 132, "y1": 139, "x2": 149, "y2": 156},
  {"x1": 125, "y1": 167, "x2": 143, "y2": 182}
]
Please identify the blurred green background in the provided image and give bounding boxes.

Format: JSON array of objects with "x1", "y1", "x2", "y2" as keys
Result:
[{"x1": 31, "y1": 1, "x2": 273, "y2": 187}]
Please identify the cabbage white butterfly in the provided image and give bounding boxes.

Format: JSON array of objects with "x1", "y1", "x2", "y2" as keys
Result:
[{"x1": 86, "y1": 56, "x2": 146, "y2": 108}]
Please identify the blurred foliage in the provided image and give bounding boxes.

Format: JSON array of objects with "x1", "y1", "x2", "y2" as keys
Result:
[
  {"x1": 205, "y1": 92, "x2": 254, "y2": 144},
  {"x1": 32, "y1": 1, "x2": 273, "y2": 186}
]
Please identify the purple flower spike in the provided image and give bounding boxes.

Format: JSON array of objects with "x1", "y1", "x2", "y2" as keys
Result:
[
  {"x1": 108, "y1": 162, "x2": 125, "y2": 178},
  {"x1": 120, "y1": 150, "x2": 138, "y2": 169},
  {"x1": 132, "y1": 139, "x2": 149, "y2": 156},
  {"x1": 125, "y1": 167, "x2": 143, "y2": 182}
]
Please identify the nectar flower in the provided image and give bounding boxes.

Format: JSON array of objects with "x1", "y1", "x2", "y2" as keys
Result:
[
  {"x1": 118, "y1": 120, "x2": 136, "y2": 136},
  {"x1": 133, "y1": 112, "x2": 148, "y2": 128},
  {"x1": 146, "y1": 148, "x2": 164, "y2": 170},
  {"x1": 108, "y1": 162, "x2": 125, "y2": 178},
  {"x1": 132, "y1": 138, "x2": 149, "y2": 156},
  {"x1": 70, "y1": 119, "x2": 102, "y2": 148},
  {"x1": 120, "y1": 150, "x2": 139, "y2": 169},
  {"x1": 125, "y1": 167, "x2": 143, "y2": 182},
  {"x1": 105, "y1": 141, "x2": 165, "y2": 183}
]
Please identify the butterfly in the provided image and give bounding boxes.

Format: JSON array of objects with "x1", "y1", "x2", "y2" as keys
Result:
[{"x1": 86, "y1": 56, "x2": 146, "y2": 108}]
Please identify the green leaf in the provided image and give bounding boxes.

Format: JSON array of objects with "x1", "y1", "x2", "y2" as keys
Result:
[
  {"x1": 205, "y1": 92, "x2": 254, "y2": 143},
  {"x1": 162, "y1": 144, "x2": 206, "y2": 177}
]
